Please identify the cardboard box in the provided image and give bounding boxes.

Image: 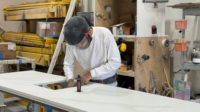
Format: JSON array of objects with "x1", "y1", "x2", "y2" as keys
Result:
[
  {"x1": 122, "y1": 26, "x2": 131, "y2": 35},
  {"x1": 36, "y1": 22, "x2": 63, "y2": 38},
  {"x1": 112, "y1": 23, "x2": 131, "y2": 35},
  {"x1": 0, "y1": 42, "x2": 16, "y2": 59}
]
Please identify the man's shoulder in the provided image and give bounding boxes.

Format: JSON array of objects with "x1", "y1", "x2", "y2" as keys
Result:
[
  {"x1": 66, "y1": 44, "x2": 75, "y2": 50},
  {"x1": 94, "y1": 27, "x2": 110, "y2": 33},
  {"x1": 93, "y1": 27, "x2": 113, "y2": 43}
]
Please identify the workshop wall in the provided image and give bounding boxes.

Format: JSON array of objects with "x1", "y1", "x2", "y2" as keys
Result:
[
  {"x1": 136, "y1": 0, "x2": 200, "y2": 95},
  {"x1": 126, "y1": 0, "x2": 200, "y2": 95},
  {"x1": 137, "y1": 0, "x2": 166, "y2": 37},
  {"x1": 165, "y1": 0, "x2": 200, "y2": 95}
]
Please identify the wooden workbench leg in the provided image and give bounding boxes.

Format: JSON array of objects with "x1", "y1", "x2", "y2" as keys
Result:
[{"x1": 0, "y1": 92, "x2": 5, "y2": 112}]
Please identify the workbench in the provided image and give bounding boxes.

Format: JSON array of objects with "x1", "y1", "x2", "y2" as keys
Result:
[
  {"x1": 0, "y1": 71, "x2": 199, "y2": 112},
  {"x1": 0, "y1": 56, "x2": 35, "y2": 73}
]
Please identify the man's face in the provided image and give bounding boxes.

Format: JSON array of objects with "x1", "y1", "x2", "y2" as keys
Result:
[
  {"x1": 76, "y1": 36, "x2": 89, "y2": 49},
  {"x1": 76, "y1": 28, "x2": 93, "y2": 49}
]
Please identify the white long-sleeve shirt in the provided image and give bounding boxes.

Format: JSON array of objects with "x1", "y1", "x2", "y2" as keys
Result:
[{"x1": 63, "y1": 27, "x2": 121, "y2": 81}]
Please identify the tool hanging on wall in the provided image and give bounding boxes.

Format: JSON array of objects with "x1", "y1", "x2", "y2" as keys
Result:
[
  {"x1": 116, "y1": 38, "x2": 127, "y2": 53},
  {"x1": 95, "y1": 13, "x2": 105, "y2": 20},
  {"x1": 162, "y1": 39, "x2": 170, "y2": 48},
  {"x1": 154, "y1": 38, "x2": 173, "y2": 97},
  {"x1": 0, "y1": 27, "x2": 5, "y2": 36},
  {"x1": 104, "y1": 5, "x2": 112, "y2": 19},
  {"x1": 138, "y1": 84, "x2": 147, "y2": 92},
  {"x1": 162, "y1": 54, "x2": 169, "y2": 60},
  {"x1": 137, "y1": 54, "x2": 150, "y2": 64},
  {"x1": 174, "y1": 38, "x2": 187, "y2": 52},
  {"x1": 149, "y1": 40, "x2": 155, "y2": 46},
  {"x1": 175, "y1": 20, "x2": 187, "y2": 33},
  {"x1": 149, "y1": 71, "x2": 160, "y2": 94}
]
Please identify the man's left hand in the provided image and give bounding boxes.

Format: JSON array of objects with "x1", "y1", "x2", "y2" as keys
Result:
[{"x1": 81, "y1": 72, "x2": 92, "y2": 84}]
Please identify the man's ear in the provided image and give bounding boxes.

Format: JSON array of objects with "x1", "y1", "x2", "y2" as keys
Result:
[{"x1": 88, "y1": 27, "x2": 93, "y2": 35}]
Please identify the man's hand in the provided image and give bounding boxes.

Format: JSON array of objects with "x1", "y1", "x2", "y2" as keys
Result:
[
  {"x1": 81, "y1": 72, "x2": 92, "y2": 84},
  {"x1": 67, "y1": 79, "x2": 74, "y2": 88}
]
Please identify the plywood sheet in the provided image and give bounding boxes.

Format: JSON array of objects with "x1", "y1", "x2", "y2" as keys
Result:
[{"x1": 134, "y1": 36, "x2": 170, "y2": 92}]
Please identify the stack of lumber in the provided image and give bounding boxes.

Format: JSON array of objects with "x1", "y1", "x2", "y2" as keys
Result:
[
  {"x1": 1, "y1": 32, "x2": 57, "y2": 47},
  {"x1": 2, "y1": 0, "x2": 80, "y2": 20},
  {"x1": 0, "y1": 32, "x2": 61, "y2": 66}
]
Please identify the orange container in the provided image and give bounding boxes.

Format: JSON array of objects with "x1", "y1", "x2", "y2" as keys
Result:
[
  {"x1": 120, "y1": 65, "x2": 128, "y2": 71},
  {"x1": 175, "y1": 20, "x2": 187, "y2": 30},
  {"x1": 175, "y1": 42, "x2": 187, "y2": 51}
]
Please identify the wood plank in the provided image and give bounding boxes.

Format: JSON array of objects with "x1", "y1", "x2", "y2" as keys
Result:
[
  {"x1": 114, "y1": 36, "x2": 137, "y2": 42},
  {"x1": 16, "y1": 51, "x2": 51, "y2": 66},
  {"x1": 4, "y1": 2, "x2": 70, "y2": 11},
  {"x1": 16, "y1": 46, "x2": 55, "y2": 55},
  {"x1": 6, "y1": 15, "x2": 23, "y2": 21},
  {"x1": 3, "y1": 3, "x2": 73, "y2": 21},
  {"x1": 169, "y1": 3, "x2": 200, "y2": 9},
  {"x1": 25, "y1": 13, "x2": 56, "y2": 19},
  {"x1": 117, "y1": 70, "x2": 135, "y2": 77},
  {"x1": 134, "y1": 36, "x2": 170, "y2": 92}
]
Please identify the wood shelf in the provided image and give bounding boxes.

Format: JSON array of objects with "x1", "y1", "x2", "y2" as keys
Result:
[
  {"x1": 117, "y1": 70, "x2": 135, "y2": 77},
  {"x1": 114, "y1": 35, "x2": 136, "y2": 42},
  {"x1": 184, "y1": 61, "x2": 200, "y2": 71},
  {"x1": 114, "y1": 35, "x2": 136, "y2": 38}
]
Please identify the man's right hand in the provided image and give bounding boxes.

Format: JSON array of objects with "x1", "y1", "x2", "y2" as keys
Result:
[{"x1": 67, "y1": 79, "x2": 74, "y2": 88}]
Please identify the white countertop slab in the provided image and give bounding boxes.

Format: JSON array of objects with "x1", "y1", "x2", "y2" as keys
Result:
[{"x1": 0, "y1": 71, "x2": 199, "y2": 112}]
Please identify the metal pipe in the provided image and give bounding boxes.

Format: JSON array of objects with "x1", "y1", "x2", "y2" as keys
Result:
[
  {"x1": 181, "y1": 9, "x2": 186, "y2": 81},
  {"x1": 82, "y1": 0, "x2": 89, "y2": 12}
]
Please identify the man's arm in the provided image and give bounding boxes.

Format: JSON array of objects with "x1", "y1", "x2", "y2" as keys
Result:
[
  {"x1": 90, "y1": 29, "x2": 121, "y2": 78},
  {"x1": 63, "y1": 45, "x2": 75, "y2": 81}
]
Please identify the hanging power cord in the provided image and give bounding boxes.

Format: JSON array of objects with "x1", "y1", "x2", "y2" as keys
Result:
[{"x1": 156, "y1": 38, "x2": 174, "y2": 97}]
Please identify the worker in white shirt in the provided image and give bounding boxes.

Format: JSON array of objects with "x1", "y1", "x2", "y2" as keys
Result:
[{"x1": 63, "y1": 16, "x2": 121, "y2": 87}]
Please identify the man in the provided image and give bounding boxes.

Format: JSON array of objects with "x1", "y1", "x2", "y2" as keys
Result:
[{"x1": 63, "y1": 16, "x2": 121, "y2": 87}]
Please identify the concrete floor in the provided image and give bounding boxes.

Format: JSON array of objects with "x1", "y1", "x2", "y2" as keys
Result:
[{"x1": 4, "y1": 102, "x2": 66, "y2": 112}]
